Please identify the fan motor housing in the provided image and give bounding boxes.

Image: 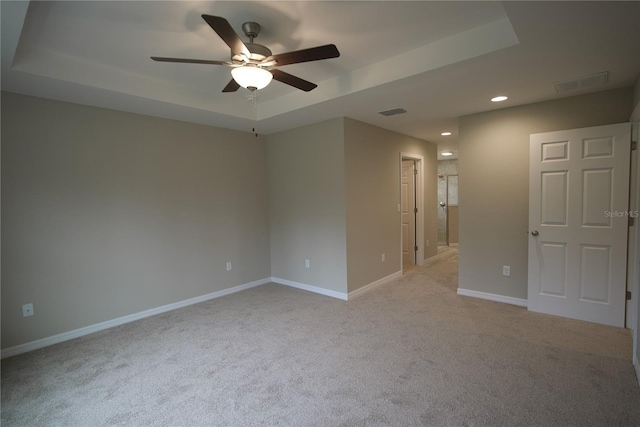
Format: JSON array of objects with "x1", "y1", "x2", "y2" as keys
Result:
[
  {"x1": 232, "y1": 42, "x2": 272, "y2": 63},
  {"x1": 230, "y1": 21, "x2": 272, "y2": 63}
]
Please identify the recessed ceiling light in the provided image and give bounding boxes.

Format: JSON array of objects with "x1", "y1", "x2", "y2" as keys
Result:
[
  {"x1": 441, "y1": 151, "x2": 453, "y2": 157},
  {"x1": 441, "y1": 132, "x2": 452, "y2": 136},
  {"x1": 491, "y1": 95, "x2": 508, "y2": 102}
]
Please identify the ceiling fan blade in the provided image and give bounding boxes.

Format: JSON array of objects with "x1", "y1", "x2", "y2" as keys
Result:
[
  {"x1": 201, "y1": 14, "x2": 250, "y2": 58},
  {"x1": 222, "y1": 79, "x2": 241, "y2": 93},
  {"x1": 270, "y1": 69, "x2": 317, "y2": 92},
  {"x1": 151, "y1": 57, "x2": 232, "y2": 66},
  {"x1": 266, "y1": 44, "x2": 340, "y2": 67}
]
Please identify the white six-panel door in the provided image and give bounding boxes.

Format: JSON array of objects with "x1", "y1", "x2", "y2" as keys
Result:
[{"x1": 528, "y1": 123, "x2": 631, "y2": 327}]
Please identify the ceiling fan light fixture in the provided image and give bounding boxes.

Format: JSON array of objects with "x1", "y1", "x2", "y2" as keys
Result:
[{"x1": 231, "y1": 66, "x2": 273, "y2": 90}]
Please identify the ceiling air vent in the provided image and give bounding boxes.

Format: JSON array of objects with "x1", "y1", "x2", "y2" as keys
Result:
[
  {"x1": 378, "y1": 108, "x2": 407, "y2": 117},
  {"x1": 554, "y1": 71, "x2": 608, "y2": 94}
]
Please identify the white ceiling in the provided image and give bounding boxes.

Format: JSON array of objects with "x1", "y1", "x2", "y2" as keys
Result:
[{"x1": 2, "y1": 1, "x2": 639, "y2": 160}]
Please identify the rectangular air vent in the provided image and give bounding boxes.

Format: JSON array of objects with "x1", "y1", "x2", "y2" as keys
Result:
[
  {"x1": 554, "y1": 71, "x2": 608, "y2": 94},
  {"x1": 378, "y1": 108, "x2": 407, "y2": 117}
]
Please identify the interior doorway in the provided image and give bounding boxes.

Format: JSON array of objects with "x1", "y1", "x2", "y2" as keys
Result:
[
  {"x1": 400, "y1": 153, "x2": 424, "y2": 270},
  {"x1": 402, "y1": 159, "x2": 417, "y2": 266},
  {"x1": 438, "y1": 174, "x2": 459, "y2": 246}
]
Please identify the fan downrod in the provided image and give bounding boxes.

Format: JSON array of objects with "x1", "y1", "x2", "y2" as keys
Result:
[
  {"x1": 241, "y1": 22, "x2": 261, "y2": 42},
  {"x1": 233, "y1": 21, "x2": 271, "y2": 62}
]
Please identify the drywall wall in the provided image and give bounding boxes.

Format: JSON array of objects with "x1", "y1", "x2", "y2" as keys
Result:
[
  {"x1": 1, "y1": 92, "x2": 271, "y2": 349},
  {"x1": 458, "y1": 87, "x2": 633, "y2": 300},
  {"x1": 266, "y1": 118, "x2": 348, "y2": 294},
  {"x1": 267, "y1": 117, "x2": 437, "y2": 296},
  {"x1": 344, "y1": 118, "x2": 438, "y2": 293}
]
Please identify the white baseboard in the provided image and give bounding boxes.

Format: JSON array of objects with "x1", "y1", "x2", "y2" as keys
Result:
[
  {"x1": 635, "y1": 356, "x2": 640, "y2": 386},
  {"x1": 271, "y1": 277, "x2": 348, "y2": 301},
  {"x1": 348, "y1": 271, "x2": 402, "y2": 299},
  {"x1": 457, "y1": 288, "x2": 528, "y2": 307},
  {"x1": 1, "y1": 278, "x2": 270, "y2": 359}
]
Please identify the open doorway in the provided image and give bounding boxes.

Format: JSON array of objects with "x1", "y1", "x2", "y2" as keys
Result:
[
  {"x1": 402, "y1": 159, "x2": 417, "y2": 266},
  {"x1": 438, "y1": 174, "x2": 459, "y2": 246},
  {"x1": 438, "y1": 159, "x2": 459, "y2": 256},
  {"x1": 400, "y1": 153, "x2": 424, "y2": 271}
]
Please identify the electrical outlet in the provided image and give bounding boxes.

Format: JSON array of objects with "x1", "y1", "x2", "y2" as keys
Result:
[
  {"x1": 226, "y1": 262, "x2": 232, "y2": 271},
  {"x1": 22, "y1": 303, "x2": 34, "y2": 317},
  {"x1": 305, "y1": 259, "x2": 310, "y2": 268},
  {"x1": 503, "y1": 265, "x2": 511, "y2": 277},
  {"x1": 381, "y1": 253, "x2": 386, "y2": 262},
  {"x1": 426, "y1": 240, "x2": 429, "y2": 247}
]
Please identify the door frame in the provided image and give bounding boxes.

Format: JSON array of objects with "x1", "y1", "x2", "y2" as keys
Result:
[
  {"x1": 627, "y1": 137, "x2": 638, "y2": 329},
  {"x1": 401, "y1": 159, "x2": 417, "y2": 265},
  {"x1": 630, "y1": 116, "x2": 640, "y2": 377},
  {"x1": 445, "y1": 174, "x2": 459, "y2": 246},
  {"x1": 400, "y1": 153, "x2": 424, "y2": 268}
]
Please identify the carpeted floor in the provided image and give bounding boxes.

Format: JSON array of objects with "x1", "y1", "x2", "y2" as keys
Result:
[{"x1": 3, "y1": 252, "x2": 640, "y2": 426}]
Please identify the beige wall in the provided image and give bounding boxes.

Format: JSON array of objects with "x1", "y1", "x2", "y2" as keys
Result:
[
  {"x1": 2, "y1": 95, "x2": 438, "y2": 351},
  {"x1": 266, "y1": 118, "x2": 348, "y2": 293},
  {"x1": 344, "y1": 118, "x2": 438, "y2": 293},
  {"x1": 1, "y1": 92, "x2": 271, "y2": 349},
  {"x1": 266, "y1": 117, "x2": 438, "y2": 295},
  {"x1": 458, "y1": 87, "x2": 634, "y2": 300}
]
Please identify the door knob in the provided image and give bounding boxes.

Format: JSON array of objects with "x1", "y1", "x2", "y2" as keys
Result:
[{"x1": 531, "y1": 230, "x2": 539, "y2": 236}]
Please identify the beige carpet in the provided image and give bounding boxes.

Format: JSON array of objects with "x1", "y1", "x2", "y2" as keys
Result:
[{"x1": 3, "y1": 252, "x2": 640, "y2": 426}]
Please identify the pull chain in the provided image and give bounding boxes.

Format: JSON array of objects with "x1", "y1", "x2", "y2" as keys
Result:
[{"x1": 248, "y1": 89, "x2": 258, "y2": 137}]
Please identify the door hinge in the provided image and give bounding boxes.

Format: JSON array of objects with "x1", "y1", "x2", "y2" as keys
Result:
[
  {"x1": 632, "y1": 141, "x2": 637, "y2": 151},
  {"x1": 413, "y1": 169, "x2": 418, "y2": 175},
  {"x1": 414, "y1": 246, "x2": 418, "y2": 252},
  {"x1": 627, "y1": 291, "x2": 632, "y2": 301},
  {"x1": 630, "y1": 217, "x2": 635, "y2": 227},
  {"x1": 414, "y1": 207, "x2": 418, "y2": 213}
]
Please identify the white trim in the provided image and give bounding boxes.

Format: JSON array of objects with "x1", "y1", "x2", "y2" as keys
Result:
[
  {"x1": 348, "y1": 271, "x2": 402, "y2": 299},
  {"x1": 634, "y1": 356, "x2": 640, "y2": 386},
  {"x1": 1, "y1": 278, "x2": 270, "y2": 359},
  {"x1": 457, "y1": 288, "x2": 528, "y2": 307},
  {"x1": 271, "y1": 277, "x2": 348, "y2": 301}
]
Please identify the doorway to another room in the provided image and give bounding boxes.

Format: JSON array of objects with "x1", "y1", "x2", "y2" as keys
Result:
[
  {"x1": 400, "y1": 154, "x2": 424, "y2": 271},
  {"x1": 438, "y1": 159, "x2": 459, "y2": 258}
]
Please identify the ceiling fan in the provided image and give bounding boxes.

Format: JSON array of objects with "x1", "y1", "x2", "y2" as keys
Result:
[{"x1": 151, "y1": 14, "x2": 340, "y2": 93}]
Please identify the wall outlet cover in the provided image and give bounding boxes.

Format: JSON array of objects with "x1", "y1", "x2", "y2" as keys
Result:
[
  {"x1": 503, "y1": 266, "x2": 511, "y2": 277},
  {"x1": 22, "y1": 303, "x2": 34, "y2": 317}
]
